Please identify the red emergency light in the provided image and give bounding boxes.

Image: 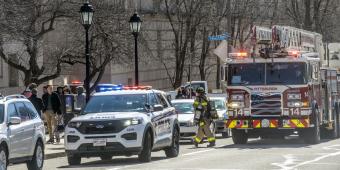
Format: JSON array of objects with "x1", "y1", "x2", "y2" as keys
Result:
[
  {"x1": 123, "y1": 86, "x2": 152, "y2": 90},
  {"x1": 236, "y1": 52, "x2": 248, "y2": 57},
  {"x1": 71, "y1": 80, "x2": 82, "y2": 84},
  {"x1": 288, "y1": 50, "x2": 299, "y2": 56}
]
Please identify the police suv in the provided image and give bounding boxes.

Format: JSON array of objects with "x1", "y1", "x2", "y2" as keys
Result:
[{"x1": 64, "y1": 86, "x2": 180, "y2": 165}]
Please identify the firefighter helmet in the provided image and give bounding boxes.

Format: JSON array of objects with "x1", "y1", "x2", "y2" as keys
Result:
[{"x1": 196, "y1": 87, "x2": 205, "y2": 94}]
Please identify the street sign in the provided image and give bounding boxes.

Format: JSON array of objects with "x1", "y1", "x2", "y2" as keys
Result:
[{"x1": 208, "y1": 33, "x2": 230, "y2": 41}]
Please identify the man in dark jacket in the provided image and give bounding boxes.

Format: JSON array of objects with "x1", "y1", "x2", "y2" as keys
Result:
[
  {"x1": 42, "y1": 85, "x2": 61, "y2": 144},
  {"x1": 28, "y1": 88, "x2": 44, "y2": 118}
]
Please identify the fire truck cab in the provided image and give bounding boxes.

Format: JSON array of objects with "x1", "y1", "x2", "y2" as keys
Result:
[{"x1": 222, "y1": 25, "x2": 340, "y2": 144}]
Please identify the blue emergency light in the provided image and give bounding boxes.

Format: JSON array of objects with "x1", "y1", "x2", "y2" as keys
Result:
[{"x1": 95, "y1": 84, "x2": 123, "y2": 92}]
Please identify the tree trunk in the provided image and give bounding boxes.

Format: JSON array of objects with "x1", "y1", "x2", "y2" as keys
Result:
[{"x1": 304, "y1": 0, "x2": 312, "y2": 30}]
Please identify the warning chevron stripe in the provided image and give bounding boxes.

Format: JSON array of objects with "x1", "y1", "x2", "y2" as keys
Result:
[
  {"x1": 253, "y1": 120, "x2": 261, "y2": 128},
  {"x1": 269, "y1": 120, "x2": 278, "y2": 128}
]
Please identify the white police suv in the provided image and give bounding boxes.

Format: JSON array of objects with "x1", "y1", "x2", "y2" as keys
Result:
[{"x1": 65, "y1": 86, "x2": 180, "y2": 165}]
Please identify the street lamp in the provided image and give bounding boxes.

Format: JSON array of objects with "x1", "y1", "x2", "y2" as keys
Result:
[
  {"x1": 129, "y1": 13, "x2": 142, "y2": 86},
  {"x1": 80, "y1": 1, "x2": 94, "y2": 102}
]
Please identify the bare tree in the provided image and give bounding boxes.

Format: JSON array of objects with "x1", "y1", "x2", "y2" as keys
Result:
[
  {"x1": 0, "y1": 0, "x2": 75, "y2": 86},
  {"x1": 63, "y1": 1, "x2": 131, "y2": 93}
]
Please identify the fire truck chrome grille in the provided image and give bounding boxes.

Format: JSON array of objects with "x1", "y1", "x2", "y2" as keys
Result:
[{"x1": 251, "y1": 93, "x2": 282, "y2": 116}]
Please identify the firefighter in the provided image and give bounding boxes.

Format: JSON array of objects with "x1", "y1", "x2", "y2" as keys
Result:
[{"x1": 193, "y1": 87, "x2": 216, "y2": 147}]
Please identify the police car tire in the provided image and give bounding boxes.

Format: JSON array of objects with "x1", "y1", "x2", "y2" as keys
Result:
[
  {"x1": 231, "y1": 129, "x2": 248, "y2": 144},
  {"x1": 165, "y1": 127, "x2": 180, "y2": 158},
  {"x1": 67, "y1": 154, "x2": 81, "y2": 165},
  {"x1": 138, "y1": 131, "x2": 152, "y2": 162}
]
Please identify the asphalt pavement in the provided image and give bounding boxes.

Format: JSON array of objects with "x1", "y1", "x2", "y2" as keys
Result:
[{"x1": 9, "y1": 135, "x2": 340, "y2": 170}]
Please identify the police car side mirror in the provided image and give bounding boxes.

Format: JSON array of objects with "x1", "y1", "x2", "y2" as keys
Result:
[{"x1": 153, "y1": 104, "x2": 164, "y2": 112}]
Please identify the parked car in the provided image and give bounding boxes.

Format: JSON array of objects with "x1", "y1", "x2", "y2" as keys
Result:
[
  {"x1": 210, "y1": 97, "x2": 230, "y2": 138},
  {"x1": 0, "y1": 95, "x2": 45, "y2": 170},
  {"x1": 172, "y1": 99, "x2": 197, "y2": 140}
]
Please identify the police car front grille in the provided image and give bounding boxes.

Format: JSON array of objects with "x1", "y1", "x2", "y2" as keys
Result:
[{"x1": 76, "y1": 120, "x2": 127, "y2": 134}]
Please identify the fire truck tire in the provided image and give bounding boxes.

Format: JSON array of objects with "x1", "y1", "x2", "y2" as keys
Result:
[
  {"x1": 301, "y1": 111, "x2": 320, "y2": 144},
  {"x1": 231, "y1": 129, "x2": 248, "y2": 144},
  {"x1": 335, "y1": 105, "x2": 340, "y2": 138}
]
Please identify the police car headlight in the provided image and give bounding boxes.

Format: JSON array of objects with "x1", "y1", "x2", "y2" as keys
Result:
[
  {"x1": 68, "y1": 122, "x2": 82, "y2": 128},
  {"x1": 124, "y1": 118, "x2": 143, "y2": 126}
]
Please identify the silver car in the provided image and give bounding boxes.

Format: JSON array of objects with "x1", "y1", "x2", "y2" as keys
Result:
[
  {"x1": 210, "y1": 97, "x2": 230, "y2": 138},
  {"x1": 172, "y1": 99, "x2": 197, "y2": 140},
  {"x1": 0, "y1": 95, "x2": 45, "y2": 170}
]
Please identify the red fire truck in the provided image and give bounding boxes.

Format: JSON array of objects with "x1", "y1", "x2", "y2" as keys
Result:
[{"x1": 223, "y1": 25, "x2": 340, "y2": 144}]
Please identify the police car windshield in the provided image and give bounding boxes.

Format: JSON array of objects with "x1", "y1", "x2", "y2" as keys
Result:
[
  {"x1": 82, "y1": 94, "x2": 147, "y2": 114},
  {"x1": 172, "y1": 102, "x2": 194, "y2": 114},
  {"x1": 0, "y1": 105, "x2": 4, "y2": 123}
]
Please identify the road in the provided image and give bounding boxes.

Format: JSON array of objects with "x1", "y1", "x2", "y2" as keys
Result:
[{"x1": 10, "y1": 135, "x2": 340, "y2": 170}]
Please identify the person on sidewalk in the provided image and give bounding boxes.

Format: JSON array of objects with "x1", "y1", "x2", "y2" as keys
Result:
[
  {"x1": 42, "y1": 85, "x2": 61, "y2": 144},
  {"x1": 28, "y1": 88, "x2": 44, "y2": 118},
  {"x1": 192, "y1": 87, "x2": 216, "y2": 148}
]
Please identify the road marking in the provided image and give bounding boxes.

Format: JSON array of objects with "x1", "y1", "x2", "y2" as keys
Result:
[
  {"x1": 288, "y1": 150, "x2": 340, "y2": 169},
  {"x1": 271, "y1": 154, "x2": 298, "y2": 169},
  {"x1": 107, "y1": 146, "x2": 222, "y2": 170},
  {"x1": 182, "y1": 149, "x2": 215, "y2": 156}
]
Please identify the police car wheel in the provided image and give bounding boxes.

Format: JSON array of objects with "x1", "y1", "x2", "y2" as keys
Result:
[
  {"x1": 138, "y1": 131, "x2": 152, "y2": 162},
  {"x1": 165, "y1": 127, "x2": 180, "y2": 158},
  {"x1": 67, "y1": 154, "x2": 81, "y2": 166}
]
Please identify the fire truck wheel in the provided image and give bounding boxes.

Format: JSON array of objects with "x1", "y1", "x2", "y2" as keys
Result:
[
  {"x1": 231, "y1": 129, "x2": 248, "y2": 144},
  {"x1": 334, "y1": 107, "x2": 340, "y2": 138},
  {"x1": 301, "y1": 111, "x2": 320, "y2": 144}
]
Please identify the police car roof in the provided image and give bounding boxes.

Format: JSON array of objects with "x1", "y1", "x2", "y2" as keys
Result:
[
  {"x1": 171, "y1": 99, "x2": 195, "y2": 103},
  {"x1": 93, "y1": 89, "x2": 164, "y2": 96}
]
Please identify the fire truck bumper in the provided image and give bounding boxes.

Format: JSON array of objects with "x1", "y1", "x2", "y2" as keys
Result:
[{"x1": 226, "y1": 118, "x2": 310, "y2": 129}]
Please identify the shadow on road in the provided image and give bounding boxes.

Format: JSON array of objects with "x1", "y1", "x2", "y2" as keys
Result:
[
  {"x1": 217, "y1": 136, "x2": 333, "y2": 150},
  {"x1": 58, "y1": 156, "x2": 167, "y2": 169}
]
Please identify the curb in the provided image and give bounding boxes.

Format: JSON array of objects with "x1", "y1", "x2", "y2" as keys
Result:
[{"x1": 45, "y1": 151, "x2": 67, "y2": 160}]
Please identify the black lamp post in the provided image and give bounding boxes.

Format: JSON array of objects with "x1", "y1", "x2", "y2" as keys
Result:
[
  {"x1": 129, "y1": 13, "x2": 142, "y2": 86},
  {"x1": 80, "y1": 1, "x2": 94, "y2": 102}
]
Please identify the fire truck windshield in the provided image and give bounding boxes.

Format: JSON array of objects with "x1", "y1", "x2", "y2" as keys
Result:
[
  {"x1": 227, "y1": 62, "x2": 307, "y2": 86},
  {"x1": 266, "y1": 62, "x2": 307, "y2": 85}
]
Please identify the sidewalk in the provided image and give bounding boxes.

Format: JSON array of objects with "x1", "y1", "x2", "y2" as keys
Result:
[{"x1": 45, "y1": 135, "x2": 67, "y2": 160}]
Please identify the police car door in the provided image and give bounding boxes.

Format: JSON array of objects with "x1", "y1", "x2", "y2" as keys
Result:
[
  {"x1": 148, "y1": 92, "x2": 163, "y2": 146},
  {"x1": 154, "y1": 92, "x2": 174, "y2": 146}
]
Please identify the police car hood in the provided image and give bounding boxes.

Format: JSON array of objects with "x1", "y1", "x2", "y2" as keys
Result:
[
  {"x1": 72, "y1": 112, "x2": 146, "y2": 121},
  {"x1": 178, "y1": 113, "x2": 194, "y2": 122}
]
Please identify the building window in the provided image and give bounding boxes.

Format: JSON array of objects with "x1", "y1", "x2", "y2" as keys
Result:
[{"x1": 8, "y1": 54, "x2": 19, "y2": 87}]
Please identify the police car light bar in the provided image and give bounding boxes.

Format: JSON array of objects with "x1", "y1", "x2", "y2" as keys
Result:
[{"x1": 96, "y1": 84, "x2": 123, "y2": 92}]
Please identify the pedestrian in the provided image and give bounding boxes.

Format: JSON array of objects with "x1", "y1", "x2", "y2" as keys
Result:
[
  {"x1": 23, "y1": 83, "x2": 38, "y2": 98},
  {"x1": 193, "y1": 87, "x2": 216, "y2": 147},
  {"x1": 28, "y1": 88, "x2": 44, "y2": 118},
  {"x1": 42, "y1": 85, "x2": 61, "y2": 144},
  {"x1": 75, "y1": 86, "x2": 86, "y2": 112}
]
